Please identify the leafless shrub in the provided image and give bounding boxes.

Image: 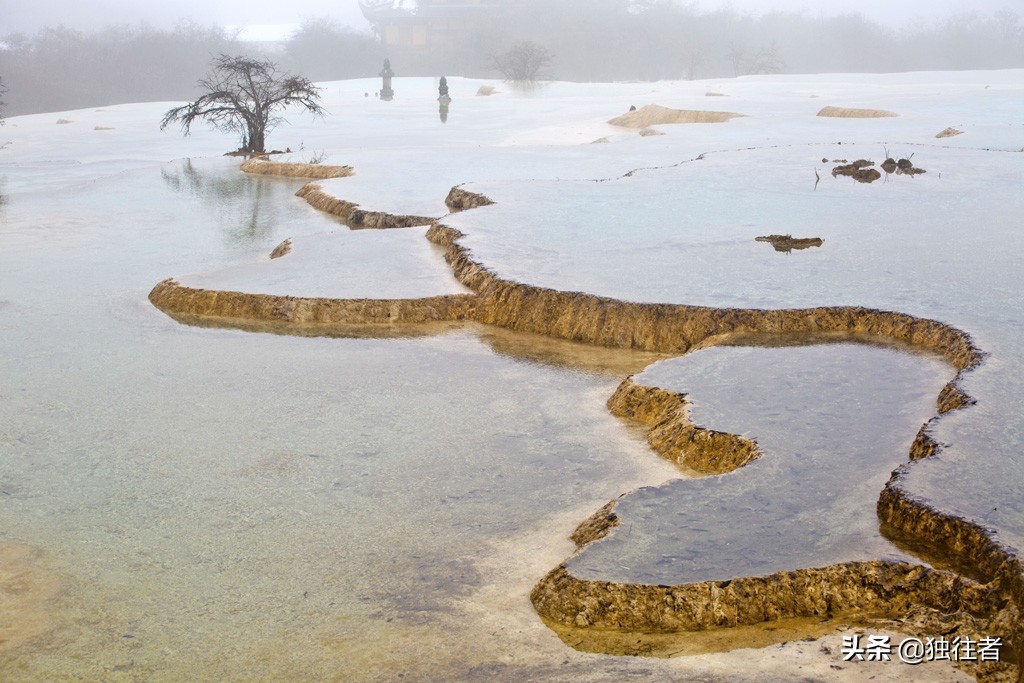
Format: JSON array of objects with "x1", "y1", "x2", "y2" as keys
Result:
[{"x1": 491, "y1": 41, "x2": 553, "y2": 82}]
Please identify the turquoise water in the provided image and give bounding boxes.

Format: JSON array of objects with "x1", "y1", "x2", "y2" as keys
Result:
[
  {"x1": 568, "y1": 342, "x2": 951, "y2": 584},
  {"x1": 4, "y1": 72, "x2": 1017, "y2": 680},
  {"x1": 0, "y1": 158, "x2": 698, "y2": 681}
]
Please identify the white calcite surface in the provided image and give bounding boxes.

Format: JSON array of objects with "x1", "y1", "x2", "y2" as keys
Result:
[{"x1": 180, "y1": 227, "x2": 471, "y2": 299}]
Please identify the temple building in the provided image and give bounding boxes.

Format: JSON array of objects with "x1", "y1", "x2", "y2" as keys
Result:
[{"x1": 359, "y1": 1, "x2": 519, "y2": 49}]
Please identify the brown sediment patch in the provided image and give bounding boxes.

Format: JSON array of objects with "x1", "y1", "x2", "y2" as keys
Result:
[
  {"x1": 755, "y1": 234, "x2": 823, "y2": 252},
  {"x1": 817, "y1": 106, "x2": 899, "y2": 118},
  {"x1": 476, "y1": 85, "x2": 498, "y2": 96},
  {"x1": 881, "y1": 157, "x2": 928, "y2": 177},
  {"x1": 445, "y1": 187, "x2": 495, "y2": 213},
  {"x1": 55, "y1": 119, "x2": 72, "y2": 125},
  {"x1": 937, "y1": 380, "x2": 974, "y2": 414},
  {"x1": 532, "y1": 560, "x2": 995, "y2": 632},
  {"x1": 590, "y1": 137, "x2": 611, "y2": 144},
  {"x1": 936, "y1": 127, "x2": 964, "y2": 139},
  {"x1": 608, "y1": 104, "x2": 745, "y2": 128},
  {"x1": 541, "y1": 612, "x2": 865, "y2": 658},
  {"x1": 638, "y1": 127, "x2": 665, "y2": 137},
  {"x1": 832, "y1": 160, "x2": 882, "y2": 183},
  {"x1": 240, "y1": 157, "x2": 354, "y2": 180},
  {"x1": 159, "y1": 310, "x2": 467, "y2": 339},
  {"x1": 93, "y1": 126, "x2": 115, "y2": 131},
  {"x1": 295, "y1": 183, "x2": 437, "y2": 229},
  {"x1": 0, "y1": 542, "x2": 61, "y2": 653},
  {"x1": 475, "y1": 323, "x2": 667, "y2": 377},
  {"x1": 705, "y1": 92, "x2": 726, "y2": 97},
  {"x1": 607, "y1": 378, "x2": 762, "y2": 474},
  {"x1": 148, "y1": 278, "x2": 477, "y2": 327},
  {"x1": 570, "y1": 501, "x2": 621, "y2": 547},
  {"x1": 269, "y1": 238, "x2": 292, "y2": 259}
]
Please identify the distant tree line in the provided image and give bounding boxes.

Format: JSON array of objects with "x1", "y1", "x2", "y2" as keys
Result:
[
  {"x1": 460, "y1": 0, "x2": 1024, "y2": 81},
  {"x1": 280, "y1": 19, "x2": 383, "y2": 82},
  {"x1": 0, "y1": 19, "x2": 382, "y2": 117},
  {"x1": 0, "y1": 3, "x2": 1021, "y2": 116},
  {"x1": 0, "y1": 22, "x2": 239, "y2": 116}
]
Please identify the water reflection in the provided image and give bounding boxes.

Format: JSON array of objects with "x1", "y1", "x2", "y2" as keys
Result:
[
  {"x1": 160, "y1": 309, "x2": 668, "y2": 379},
  {"x1": 160, "y1": 158, "x2": 297, "y2": 246}
]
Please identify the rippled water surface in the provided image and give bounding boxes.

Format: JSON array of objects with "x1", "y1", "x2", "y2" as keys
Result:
[
  {"x1": 2, "y1": 72, "x2": 1018, "y2": 681},
  {"x1": 569, "y1": 342, "x2": 951, "y2": 584},
  {"x1": 0, "y1": 158, "x2": 691, "y2": 680}
]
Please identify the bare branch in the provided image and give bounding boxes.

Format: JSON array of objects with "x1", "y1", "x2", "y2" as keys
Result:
[
  {"x1": 491, "y1": 42, "x2": 553, "y2": 82},
  {"x1": 161, "y1": 54, "x2": 324, "y2": 153}
]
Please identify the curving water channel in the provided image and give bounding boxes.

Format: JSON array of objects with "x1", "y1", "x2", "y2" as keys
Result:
[
  {"x1": 0, "y1": 152, "x2": 976, "y2": 682},
  {"x1": 5, "y1": 71, "x2": 1020, "y2": 680},
  {"x1": 567, "y1": 341, "x2": 952, "y2": 585}
]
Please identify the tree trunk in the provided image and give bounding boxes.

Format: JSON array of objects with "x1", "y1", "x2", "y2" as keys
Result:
[{"x1": 249, "y1": 124, "x2": 266, "y2": 154}]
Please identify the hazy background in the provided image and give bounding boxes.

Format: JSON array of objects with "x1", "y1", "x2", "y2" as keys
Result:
[
  {"x1": 1, "y1": 0, "x2": 1022, "y2": 116},
  {"x1": 4, "y1": 0, "x2": 1018, "y2": 34}
]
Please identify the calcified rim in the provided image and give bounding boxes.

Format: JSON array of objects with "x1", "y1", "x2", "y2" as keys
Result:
[
  {"x1": 149, "y1": 167, "x2": 1022, "y2": 680},
  {"x1": 816, "y1": 105, "x2": 900, "y2": 118},
  {"x1": 239, "y1": 157, "x2": 355, "y2": 180},
  {"x1": 296, "y1": 183, "x2": 438, "y2": 229}
]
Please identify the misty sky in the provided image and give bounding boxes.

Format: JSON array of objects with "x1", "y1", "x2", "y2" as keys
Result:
[{"x1": 2, "y1": 0, "x2": 1018, "y2": 35}]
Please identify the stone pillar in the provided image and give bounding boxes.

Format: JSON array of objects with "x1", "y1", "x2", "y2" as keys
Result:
[
  {"x1": 380, "y1": 59, "x2": 395, "y2": 101},
  {"x1": 438, "y1": 76, "x2": 451, "y2": 123}
]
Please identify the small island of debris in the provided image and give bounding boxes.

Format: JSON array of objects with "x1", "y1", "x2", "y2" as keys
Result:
[{"x1": 755, "y1": 234, "x2": 824, "y2": 253}]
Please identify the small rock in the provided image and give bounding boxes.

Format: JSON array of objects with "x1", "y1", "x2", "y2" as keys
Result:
[
  {"x1": 756, "y1": 234, "x2": 824, "y2": 252},
  {"x1": 831, "y1": 161, "x2": 881, "y2": 183}
]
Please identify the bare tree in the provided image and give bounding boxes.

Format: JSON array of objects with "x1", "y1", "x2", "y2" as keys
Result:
[
  {"x1": 491, "y1": 41, "x2": 553, "y2": 82},
  {"x1": 0, "y1": 76, "x2": 6, "y2": 125},
  {"x1": 725, "y1": 42, "x2": 785, "y2": 76},
  {"x1": 725, "y1": 44, "x2": 750, "y2": 76},
  {"x1": 750, "y1": 41, "x2": 785, "y2": 74},
  {"x1": 161, "y1": 54, "x2": 324, "y2": 154}
]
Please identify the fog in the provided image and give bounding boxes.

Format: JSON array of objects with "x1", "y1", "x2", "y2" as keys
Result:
[
  {"x1": 1, "y1": 0, "x2": 1022, "y2": 117},
  {"x1": 2, "y1": 0, "x2": 371, "y2": 35},
  {"x1": 4, "y1": 0, "x2": 1017, "y2": 34}
]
